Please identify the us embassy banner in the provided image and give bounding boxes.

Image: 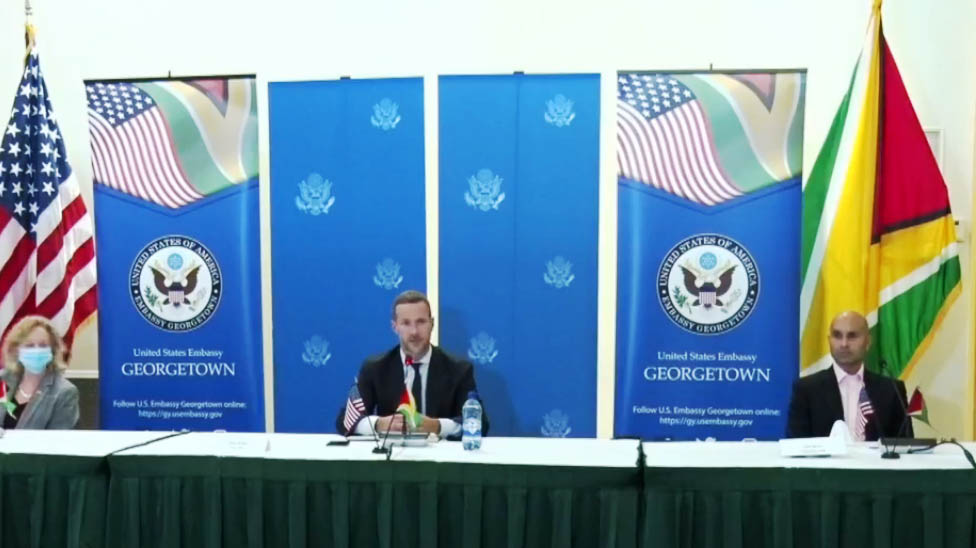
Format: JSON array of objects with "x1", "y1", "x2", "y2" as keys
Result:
[
  {"x1": 439, "y1": 74, "x2": 599, "y2": 436},
  {"x1": 269, "y1": 78, "x2": 426, "y2": 432},
  {"x1": 87, "y1": 76, "x2": 264, "y2": 430},
  {"x1": 614, "y1": 71, "x2": 806, "y2": 440}
]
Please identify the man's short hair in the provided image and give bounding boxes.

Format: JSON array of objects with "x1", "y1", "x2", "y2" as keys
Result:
[{"x1": 392, "y1": 290, "x2": 431, "y2": 319}]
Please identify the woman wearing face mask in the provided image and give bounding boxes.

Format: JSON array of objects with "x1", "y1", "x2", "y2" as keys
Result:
[{"x1": 0, "y1": 316, "x2": 79, "y2": 429}]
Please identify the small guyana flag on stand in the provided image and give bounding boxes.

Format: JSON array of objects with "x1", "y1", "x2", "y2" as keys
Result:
[
  {"x1": 800, "y1": 0, "x2": 961, "y2": 378},
  {"x1": 396, "y1": 388, "x2": 424, "y2": 430},
  {"x1": 906, "y1": 388, "x2": 930, "y2": 426}
]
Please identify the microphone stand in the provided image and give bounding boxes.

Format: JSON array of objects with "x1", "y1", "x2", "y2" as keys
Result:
[
  {"x1": 370, "y1": 415, "x2": 392, "y2": 456},
  {"x1": 387, "y1": 411, "x2": 408, "y2": 462},
  {"x1": 376, "y1": 416, "x2": 396, "y2": 457},
  {"x1": 880, "y1": 360, "x2": 912, "y2": 440},
  {"x1": 877, "y1": 359, "x2": 912, "y2": 458},
  {"x1": 868, "y1": 401, "x2": 899, "y2": 459},
  {"x1": 856, "y1": 362, "x2": 897, "y2": 459}
]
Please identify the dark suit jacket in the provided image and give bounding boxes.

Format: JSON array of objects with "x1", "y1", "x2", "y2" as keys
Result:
[
  {"x1": 786, "y1": 366, "x2": 912, "y2": 440},
  {"x1": 0, "y1": 369, "x2": 79, "y2": 429},
  {"x1": 336, "y1": 345, "x2": 489, "y2": 438}
]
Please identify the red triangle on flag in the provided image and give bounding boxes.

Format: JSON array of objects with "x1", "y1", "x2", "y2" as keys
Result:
[
  {"x1": 872, "y1": 31, "x2": 953, "y2": 241},
  {"x1": 906, "y1": 387, "x2": 929, "y2": 425}
]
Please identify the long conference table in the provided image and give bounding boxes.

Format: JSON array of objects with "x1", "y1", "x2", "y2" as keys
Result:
[{"x1": 0, "y1": 431, "x2": 974, "y2": 548}]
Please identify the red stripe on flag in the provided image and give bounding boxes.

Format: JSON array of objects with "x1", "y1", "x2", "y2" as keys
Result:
[
  {"x1": 0, "y1": 235, "x2": 34, "y2": 301},
  {"x1": 36, "y1": 196, "x2": 88, "y2": 272},
  {"x1": 141, "y1": 111, "x2": 201, "y2": 204},
  {"x1": 132, "y1": 115, "x2": 183, "y2": 206},
  {"x1": 36, "y1": 238, "x2": 95, "y2": 317},
  {"x1": 63, "y1": 285, "x2": 97, "y2": 350},
  {"x1": 152, "y1": 108, "x2": 198, "y2": 197},
  {"x1": 3, "y1": 285, "x2": 36, "y2": 342}
]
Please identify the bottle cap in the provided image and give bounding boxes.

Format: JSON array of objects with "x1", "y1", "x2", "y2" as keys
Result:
[{"x1": 467, "y1": 391, "x2": 479, "y2": 400}]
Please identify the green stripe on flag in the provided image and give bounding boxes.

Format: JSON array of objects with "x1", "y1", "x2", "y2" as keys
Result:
[
  {"x1": 800, "y1": 70, "x2": 857, "y2": 283},
  {"x1": 866, "y1": 257, "x2": 962, "y2": 376},
  {"x1": 676, "y1": 75, "x2": 769, "y2": 192},
  {"x1": 139, "y1": 82, "x2": 234, "y2": 196}
]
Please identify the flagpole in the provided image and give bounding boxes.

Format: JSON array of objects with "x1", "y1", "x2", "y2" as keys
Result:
[{"x1": 25, "y1": 0, "x2": 36, "y2": 51}]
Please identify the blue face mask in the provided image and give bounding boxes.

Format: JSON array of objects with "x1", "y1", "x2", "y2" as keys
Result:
[{"x1": 19, "y1": 347, "x2": 53, "y2": 374}]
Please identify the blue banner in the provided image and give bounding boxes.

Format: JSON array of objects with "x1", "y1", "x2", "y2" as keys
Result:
[
  {"x1": 90, "y1": 76, "x2": 264, "y2": 430},
  {"x1": 439, "y1": 74, "x2": 599, "y2": 437},
  {"x1": 614, "y1": 71, "x2": 806, "y2": 440},
  {"x1": 269, "y1": 78, "x2": 426, "y2": 433}
]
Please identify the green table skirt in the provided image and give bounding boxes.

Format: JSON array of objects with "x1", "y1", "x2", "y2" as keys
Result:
[
  {"x1": 642, "y1": 467, "x2": 976, "y2": 548},
  {"x1": 0, "y1": 453, "x2": 108, "y2": 548},
  {"x1": 106, "y1": 456, "x2": 641, "y2": 548}
]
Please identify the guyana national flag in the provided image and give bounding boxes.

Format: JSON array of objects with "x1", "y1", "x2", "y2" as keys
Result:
[
  {"x1": 800, "y1": 1, "x2": 961, "y2": 378},
  {"x1": 396, "y1": 388, "x2": 424, "y2": 430}
]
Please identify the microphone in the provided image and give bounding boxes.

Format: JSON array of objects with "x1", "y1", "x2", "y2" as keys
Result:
[
  {"x1": 861, "y1": 384, "x2": 898, "y2": 459},
  {"x1": 878, "y1": 359, "x2": 924, "y2": 452}
]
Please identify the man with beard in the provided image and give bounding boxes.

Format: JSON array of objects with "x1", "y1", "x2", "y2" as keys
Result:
[
  {"x1": 336, "y1": 290, "x2": 489, "y2": 439},
  {"x1": 786, "y1": 310, "x2": 911, "y2": 441}
]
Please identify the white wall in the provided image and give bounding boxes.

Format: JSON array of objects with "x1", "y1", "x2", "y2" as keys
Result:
[{"x1": 1, "y1": 0, "x2": 973, "y2": 437}]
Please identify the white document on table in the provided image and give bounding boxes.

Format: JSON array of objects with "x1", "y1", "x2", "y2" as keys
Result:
[{"x1": 779, "y1": 420, "x2": 851, "y2": 457}]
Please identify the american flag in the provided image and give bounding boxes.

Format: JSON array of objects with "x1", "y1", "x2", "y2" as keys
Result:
[
  {"x1": 617, "y1": 73, "x2": 742, "y2": 206},
  {"x1": 855, "y1": 387, "x2": 875, "y2": 441},
  {"x1": 343, "y1": 380, "x2": 367, "y2": 434},
  {"x1": 85, "y1": 82, "x2": 202, "y2": 209},
  {"x1": 0, "y1": 45, "x2": 97, "y2": 348}
]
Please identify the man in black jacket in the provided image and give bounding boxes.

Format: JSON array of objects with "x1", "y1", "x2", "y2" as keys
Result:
[
  {"x1": 787, "y1": 310, "x2": 911, "y2": 441},
  {"x1": 336, "y1": 290, "x2": 488, "y2": 438}
]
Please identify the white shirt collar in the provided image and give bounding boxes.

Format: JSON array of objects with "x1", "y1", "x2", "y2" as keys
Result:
[
  {"x1": 832, "y1": 362, "x2": 864, "y2": 383},
  {"x1": 399, "y1": 345, "x2": 432, "y2": 367}
]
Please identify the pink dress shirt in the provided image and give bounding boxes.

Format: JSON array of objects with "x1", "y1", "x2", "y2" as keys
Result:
[{"x1": 833, "y1": 362, "x2": 865, "y2": 440}]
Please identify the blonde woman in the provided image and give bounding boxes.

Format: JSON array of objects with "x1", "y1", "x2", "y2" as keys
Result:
[{"x1": 0, "y1": 316, "x2": 79, "y2": 429}]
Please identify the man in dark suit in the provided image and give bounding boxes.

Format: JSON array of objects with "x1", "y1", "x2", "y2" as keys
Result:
[
  {"x1": 787, "y1": 310, "x2": 911, "y2": 441},
  {"x1": 336, "y1": 290, "x2": 488, "y2": 438}
]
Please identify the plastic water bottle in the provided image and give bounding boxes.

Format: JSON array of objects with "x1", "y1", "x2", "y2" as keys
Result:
[{"x1": 462, "y1": 391, "x2": 482, "y2": 450}]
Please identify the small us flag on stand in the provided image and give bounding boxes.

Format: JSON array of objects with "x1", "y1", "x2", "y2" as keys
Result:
[
  {"x1": 343, "y1": 380, "x2": 367, "y2": 434},
  {"x1": 0, "y1": 26, "x2": 97, "y2": 350},
  {"x1": 855, "y1": 387, "x2": 875, "y2": 441}
]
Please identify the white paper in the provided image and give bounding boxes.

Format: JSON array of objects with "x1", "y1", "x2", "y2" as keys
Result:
[{"x1": 778, "y1": 420, "x2": 850, "y2": 457}]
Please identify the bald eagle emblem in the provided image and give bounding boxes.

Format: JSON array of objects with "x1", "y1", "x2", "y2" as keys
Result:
[
  {"x1": 130, "y1": 236, "x2": 222, "y2": 332},
  {"x1": 370, "y1": 98, "x2": 401, "y2": 131},
  {"x1": 296, "y1": 173, "x2": 335, "y2": 215},
  {"x1": 544, "y1": 94, "x2": 576, "y2": 127},
  {"x1": 657, "y1": 234, "x2": 760, "y2": 335},
  {"x1": 465, "y1": 169, "x2": 505, "y2": 212},
  {"x1": 679, "y1": 260, "x2": 736, "y2": 308},
  {"x1": 150, "y1": 261, "x2": 201, "y2": 307}
]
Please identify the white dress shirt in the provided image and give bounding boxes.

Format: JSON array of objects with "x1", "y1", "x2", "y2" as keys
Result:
[
  {"x1": 354, "y1": 346, "x2": 461, "y2": 438},
  {"x1": 833, "y1": 362, "x2": 865, "y2": 440}
]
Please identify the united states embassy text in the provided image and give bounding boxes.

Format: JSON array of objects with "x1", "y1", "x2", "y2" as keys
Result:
[
  {"x1": 643, "y1": 366, "x2": 771, "y2": 382},
  {"x1": 121, "y1": 362, "x2": 236, "y2": 376}
]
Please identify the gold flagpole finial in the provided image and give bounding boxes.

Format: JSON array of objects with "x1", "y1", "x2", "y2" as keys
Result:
[{"x1": 25, "y1": 0, "x2": 36, "y2": 51}]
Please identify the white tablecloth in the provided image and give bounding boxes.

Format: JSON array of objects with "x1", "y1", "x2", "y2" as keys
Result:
[
  {"x1": 0, "y1": 430, "x2": 176, "y2": 457},
  {"x1": 643, "y1": 440, "x2": 976, "y2": 470},
  {"x1": 115, "y1": 432, "x2": 640, "y2": 468}
]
